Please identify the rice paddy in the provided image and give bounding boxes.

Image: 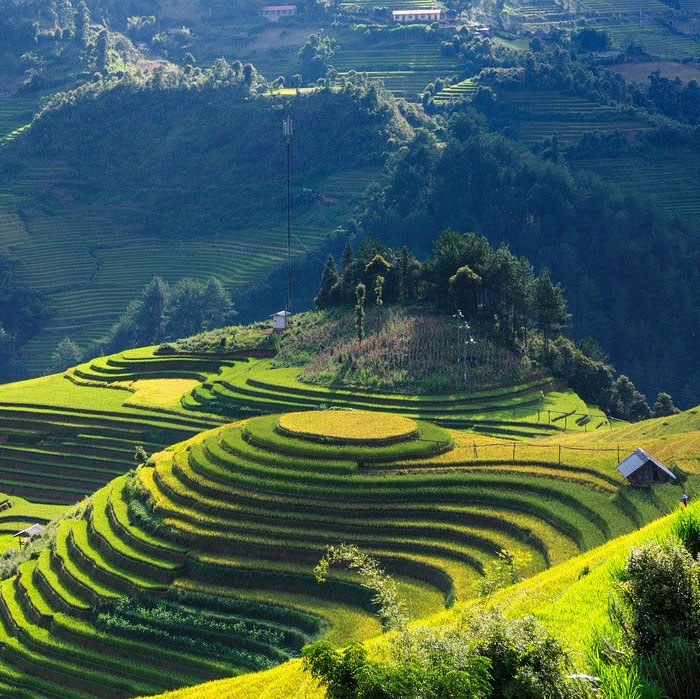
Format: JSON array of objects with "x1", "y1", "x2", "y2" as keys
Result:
[{"x1": 0, "y1": 401, "x2": 683, "y2": 695}]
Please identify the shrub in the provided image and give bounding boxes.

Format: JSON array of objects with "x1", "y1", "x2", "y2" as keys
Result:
[
  {"x1": 474, "y1": 548, "x2": 533, "y2": 596},
  {"x1": 618, "y1": 541, "x2": 700, "y2": 653},
  {"x1": 643, "y1": 637, "x2": 700, "y2": 699}
]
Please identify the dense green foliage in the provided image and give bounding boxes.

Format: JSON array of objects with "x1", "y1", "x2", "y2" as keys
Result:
[
  {"x1": 3, "y1": 63, "x2": 412, "y2": 239},
  {"x1": 303, "y1": 546, "x2": 577, "y2": 699},
  {"x1": 359, "y1": 112, "x2": 700, "y2": 405},
  {"x1": 95, "y1": 275, "x2": 236, "y2": 358},
  {"x1": 0, "y1": 254, "x2": 51, "y2": 382},
  {"x1": 590, "y1": 514, "x2": 700, "y2": 699}
]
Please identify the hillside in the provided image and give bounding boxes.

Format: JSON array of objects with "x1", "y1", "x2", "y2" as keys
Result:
[
  {"x1": 0, "y1": 405, "x2": 687, "y2": 695},
  {"x1": 145, "y1": 404, "x2": 700, "y2": 699},
  {"x1": 159, "y1": 497, "x2": 691, "y2": 699},
  {"x1": 0, "y1": 68, "x2": 409, "y2": 373}
]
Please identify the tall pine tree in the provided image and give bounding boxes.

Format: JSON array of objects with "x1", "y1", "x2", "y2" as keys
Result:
[{"x1": 315, "y1": 256, "x2": 339, "y2": 309}]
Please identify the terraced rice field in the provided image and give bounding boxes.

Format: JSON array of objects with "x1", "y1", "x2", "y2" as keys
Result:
[
  {"x1": 577, "y1": 0, "x2": 670, "y2": 12},
  {"x1": 0, "y1": 405, "x2": 678, "y2": 696},
  {"x1": 571, "y1": 148, "x2": 700, "y2": 232},
  {"x1": 163, "y1": 357, "x2": 608, "y2": 438},
  {"x1": 332, "y1": 43, "x2": 460, "y2": 101},
  {"x1": 602, "y1": 22, "x2": 700, "y2": 58},
  {"x1": 506, "y1": 0, "x2": 574, "y2": 28},
  {"x1": 0, "y1": 352, "x2": 233, "y2": 503},
  {"x1": 0, "y1": 97, "x2": 38, "y2": 143},
  {"x1": 495, "y1": 89, "x2": 652, "y2": 144},
  {"x1": 432, "y1": 78, "x2": 478, "y2": 103},
  {"x1": 0, "y1": 165, "x2": 379, "y2": 373}
]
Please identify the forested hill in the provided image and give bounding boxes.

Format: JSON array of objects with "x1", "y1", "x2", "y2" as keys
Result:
[
  {"x1": 3, "y1": 65, "x2": 413, "y2": 238},
  {"x1": 357, "y1": 116, "x2": 700, "y2": 407},
  {"x1": 0, "y1": 66, "x2": 416, "y2": 378}
]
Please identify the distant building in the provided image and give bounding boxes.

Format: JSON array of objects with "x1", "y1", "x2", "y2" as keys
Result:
[
  {"x1": 259, "y1": 5, "x2": 297, "y2": 21},
  {"x1": 271, "y1": 310, "x2": 291, "y2": 331},
  {"x1": 617, "y1": 448, "x2": 676, "y2": 486},
  {"x1": 392, "y1": 8, "x2": 443, "y2": 22}
]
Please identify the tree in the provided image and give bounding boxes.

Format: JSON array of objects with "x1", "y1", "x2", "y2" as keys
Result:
[
  {"x1": 133, "y1": 276, "x2": 169, "y2": 345},
  {"x1": 449, "y1": 264, "x2": 481, "y2": 316},
  {"x1": 341, "y1": 241, "x2": 353, "y2": 272},
  {"x1": 74, "y1": 1, "x2": 90, "y2": 45},
  {"x1": 162, "y1": 278, "x2": 207, "y2": 339},
  {"x1": 653, "y1": 392, "x2": 680, "y2": 418},
  {"x1": 374, "y1": 275, "x2": 384, "y2": 306},
  {"x1": 298, "y1": 32, "x2": 336, "y2": 84},
  {"x1": 315, "y1": 256, "x2": 339, "y2": 309},
  {"x1": 49, "y1": 337, "x2": 82, "y2": 373},
  {"x1": 355, "y1": 283, "x2": 366, "y2": 343},
  {"x1": 534, "y1": 270, "x2": 569, "y2": 357},
  {"x1": 609, "y1": 375, "x2": 651, "y2": 421},
  {"x1": 95, "y1": 29, "x2": 109, "y2": 74},
  {"x1": 202, "y1": 277, "x2": 236, "y2": 329}
]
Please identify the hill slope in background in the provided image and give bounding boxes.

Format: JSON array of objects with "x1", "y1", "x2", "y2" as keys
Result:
[{"x1": 0, "y1": 68, "x2": 412, "y2": 373}]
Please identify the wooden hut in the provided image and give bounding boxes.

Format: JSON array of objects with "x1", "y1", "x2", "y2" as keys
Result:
[
  {"x1": 13, "y1": 523, "x2": 46, "y2": 549},
  {"x1": 617, "y1": 448, "x2": 676, "y2": 486}
]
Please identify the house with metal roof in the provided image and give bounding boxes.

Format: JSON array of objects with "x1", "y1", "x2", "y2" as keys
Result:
[
  {"x1": 271, "y1": 310, "x2": 291, "y2": 331},
  {"x1": 392, "y1": 8, "x2": 443, "y2": 22},
  {"x1": 259, "y1": 5, "x2": 297, "y2": 20},
  {"x1": 617, "y1": 448, "x2": 676, "y2": 486}
]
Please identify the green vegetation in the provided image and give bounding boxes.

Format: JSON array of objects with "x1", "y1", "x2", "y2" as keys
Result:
[{"x1": 0, "y1": 402, "x2": 680, "y2": 695}]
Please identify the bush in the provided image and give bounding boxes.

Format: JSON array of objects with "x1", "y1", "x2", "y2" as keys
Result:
[
  {"x1": 304, "y1": 545, "x2": 577, "y2": 698},
  {"x1": 463, "y1": 609, "x2": 574, "y2": 699},
  {"x1": 618, "y1": 541, "x2": 700, "y2": 653}
]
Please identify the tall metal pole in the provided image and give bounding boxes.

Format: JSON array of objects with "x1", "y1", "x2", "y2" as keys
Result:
[{"x1": 283, "y1": 116, "x2": 293, "y2": 315}]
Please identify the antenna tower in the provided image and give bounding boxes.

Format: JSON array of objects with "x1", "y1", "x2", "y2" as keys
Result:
[{"x1": 283, "y1": 116, "x2": 293, "y2": 315}]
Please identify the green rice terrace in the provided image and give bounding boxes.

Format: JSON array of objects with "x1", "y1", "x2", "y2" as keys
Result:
[
  {"x1": 0, "y1": 404, "x2": 684, "y2": 696},
  {"x1": 571, "y1": 146, "x2": 700, "y2": 234},
  {"x1": 0, "y1": 163, "x2": 379, "y2": 373},
  {"x1": 68, "y1": 347, "x2": 609, "y2": 439},
  {"x1": 492, "y1": 89, "x2": 653, "y2": 145}
]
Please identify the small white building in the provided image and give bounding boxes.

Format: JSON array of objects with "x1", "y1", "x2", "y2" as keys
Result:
[
  {"x1": 259, "y1": 5, "x2": 297, "y2": 21},
  {"x1": 271, "y1": 310, "x2": 291, "y2": 331},
  {"x1": 392, "y1": 8, "x2": 443, "y2": 22}
]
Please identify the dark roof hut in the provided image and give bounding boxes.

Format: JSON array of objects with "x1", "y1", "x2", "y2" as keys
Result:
[{"x1": 617, "y1": 448, "x2": 676, "y2": 486}]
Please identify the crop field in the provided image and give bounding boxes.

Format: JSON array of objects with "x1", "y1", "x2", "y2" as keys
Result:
[
  {"x1": 608, "y1": 60, "x2": 700, "y2": 84},
  {"x1": 176, "y1": 500, "x2": 691, "y2": 699},
  {"x1": 180, "y1": 357, "x2": 610, "y2": 438},
  {"x1": 432, "y1": 78, "x2": 478, "y2": 104},
  {"x1": 494, "y1": 89, "x2": 653, "y2": 144},
  {"x1": 332, "y1": 43, "x2": 461, "y2": 101},
  {"x1": 0, "y1": 96, "x2": 38, "y2": 143},
  {"x1": 0, "y1": 164, "x2": 380, "y2": 373},
  {"x1": 0, "y1": 405, "x2": 680, "y2": 696},
  {"x1": 577, "y1": 0, "x2": 670, "y2": 12},
  {"x1": 601, "y1": 21, "x2": 700, "y2": 58},
  {"x1": 505, "y1": 0, "x2": 574, "y2": 28},
  {"x1": 0, "y1": 353, "x2": 230, "y2": 503},
  {"x1": 571, "y1": 147, "x2": 700, "y2": 233}
]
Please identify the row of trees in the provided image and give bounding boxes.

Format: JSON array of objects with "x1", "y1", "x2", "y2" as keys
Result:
[
  {"x1": 100, "y1": 275, "x2": 235, "y2": 354},
  {"x1": 355, "y1": 111, "x2": 700, "y2": 407},
  {"x1": 316, "y1": 232, "x2": 569, "y2": 353}
]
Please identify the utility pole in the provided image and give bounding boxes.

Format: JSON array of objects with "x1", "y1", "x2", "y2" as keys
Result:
[{"x1": 283, "y1": 116, "x2": 293, "y2": 315}]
